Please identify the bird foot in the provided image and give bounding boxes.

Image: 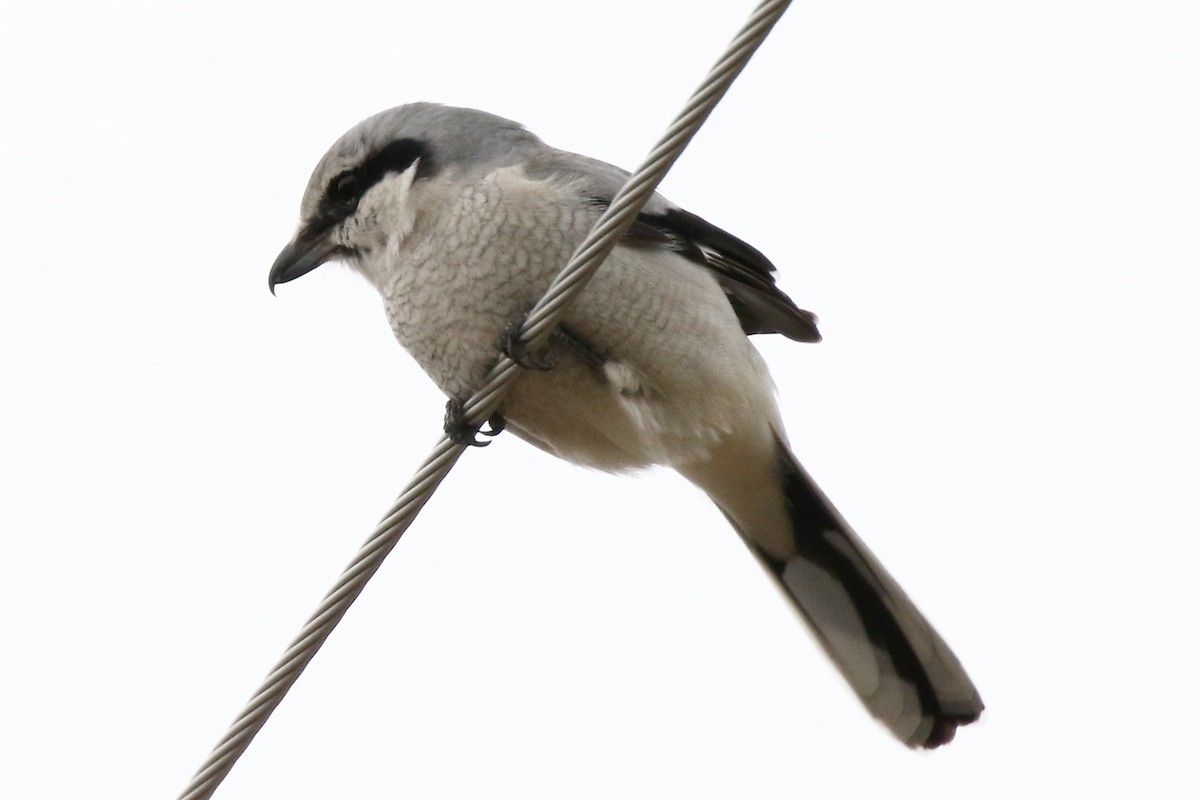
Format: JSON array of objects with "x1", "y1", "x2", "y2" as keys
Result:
[
  {"x1": 499, "y1": 313, "x2": 557, "y2": 371},
  {"x1": 444, "y1": 399, "x2": 506, "y2": 447}
]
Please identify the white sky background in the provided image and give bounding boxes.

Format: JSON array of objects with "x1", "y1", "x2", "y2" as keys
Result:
[{"x1": 1, "y1": 1, "x2": 1198, "y2": 797}]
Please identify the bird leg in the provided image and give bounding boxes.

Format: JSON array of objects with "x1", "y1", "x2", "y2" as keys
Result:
[
  {"x1": 552, "y1": 324, "x2": 608, "y2": 371},
  {"x1": 443, "y1": 399, "x2": 506, "y2": 447}
]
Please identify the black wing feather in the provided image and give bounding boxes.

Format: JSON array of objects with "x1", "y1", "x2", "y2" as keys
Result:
[{"x1": 605, "y1": 201, "x2": 821, "y2": 343}]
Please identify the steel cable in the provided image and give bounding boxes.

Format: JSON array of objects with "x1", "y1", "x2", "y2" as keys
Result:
[{"x1": 178, "y1": 1, "x2": 793, "y2": 796}]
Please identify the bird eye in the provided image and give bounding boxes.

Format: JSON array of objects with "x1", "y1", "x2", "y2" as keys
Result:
[{"x1": 329, "y1": 172, "x2": 359, "y2": 206}]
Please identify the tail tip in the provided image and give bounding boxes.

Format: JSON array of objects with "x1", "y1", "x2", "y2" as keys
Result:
[{"x1": 915, "y1": 706, "x2": 984, "y2": 749}]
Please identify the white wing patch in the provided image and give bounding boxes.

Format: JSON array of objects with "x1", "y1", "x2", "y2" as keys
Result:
[{"x1": 602, "y1": 360, "x2": 643, "y2": 396}]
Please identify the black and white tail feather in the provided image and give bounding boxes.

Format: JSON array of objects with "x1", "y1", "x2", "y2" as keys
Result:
[{"x1": 763, "y1": 439, "x2": 982, "y2": 748}]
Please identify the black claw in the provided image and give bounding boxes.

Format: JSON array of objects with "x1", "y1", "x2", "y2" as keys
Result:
[
  {"x1": 444, "y1": 400, "x2": 506, "y2": 447},
  {"x1": 500, "y1": 313, "x2": 557, "y2": 371},
  {"x1": 483, "y1": 412, "x2": 506, "y2": 437}
]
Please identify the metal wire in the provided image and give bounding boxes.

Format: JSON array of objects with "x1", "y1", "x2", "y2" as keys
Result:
[{"x1": 178, "y1": 1, "x2": 794, "y2": 797}]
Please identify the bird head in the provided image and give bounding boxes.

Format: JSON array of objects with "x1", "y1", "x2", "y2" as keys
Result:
[{"x1": 268, "y1": 103, "x2": 542, "y2": 294}]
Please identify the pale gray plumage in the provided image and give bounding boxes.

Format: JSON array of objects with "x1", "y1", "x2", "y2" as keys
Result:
[{"x1": 270, "y1": 102, "x2": 983, "y2": 747}]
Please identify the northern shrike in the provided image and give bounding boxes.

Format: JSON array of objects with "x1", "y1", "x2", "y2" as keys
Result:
[{"x1": 269, "y1": 103, "x2": 983, "y2": 747}]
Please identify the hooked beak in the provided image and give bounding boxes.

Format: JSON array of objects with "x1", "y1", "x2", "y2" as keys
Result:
[{"x1": 268, "y1": 225, "x2": 340, "y2": 295}]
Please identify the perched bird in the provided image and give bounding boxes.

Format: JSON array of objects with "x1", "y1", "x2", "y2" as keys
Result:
[{"x1": 269, "y1": 103, "x2": 983, "y2": 747}]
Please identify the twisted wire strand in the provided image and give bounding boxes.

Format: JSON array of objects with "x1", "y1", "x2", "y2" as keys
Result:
[{"x1": 178, "y1": 1, "x2": 792, "y2": 797}]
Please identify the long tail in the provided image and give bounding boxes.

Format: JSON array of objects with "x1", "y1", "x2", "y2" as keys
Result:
[{"x1": 681, "y1": 433, "x2": 984, "y2": 748}]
